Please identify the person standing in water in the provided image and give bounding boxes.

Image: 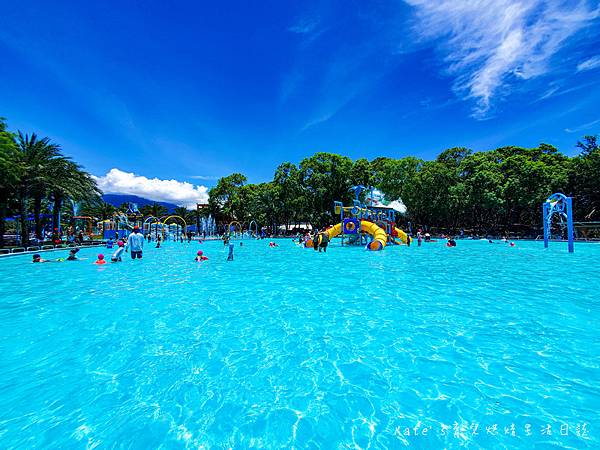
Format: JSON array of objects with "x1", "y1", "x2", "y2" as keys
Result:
[
  {"x1": 126, "y1": 226, "x2": 145, "y2": 259},
  {"x1": 227, "y1": 242, "x2": 234, "y2": 261}
]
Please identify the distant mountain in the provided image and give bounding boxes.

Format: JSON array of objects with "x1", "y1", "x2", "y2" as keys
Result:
[{"x1": 102, "y1": 194, "x2": 178, "y2": 213}]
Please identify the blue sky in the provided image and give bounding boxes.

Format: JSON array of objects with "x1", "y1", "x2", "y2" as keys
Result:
[{"x1": 1, "y1": 1, "x2": 600, "y2": 206}]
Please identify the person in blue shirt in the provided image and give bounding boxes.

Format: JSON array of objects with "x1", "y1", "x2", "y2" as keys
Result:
[
  {"x1": 227, "y1": 242, "x2": 234, "y2": 261},
  {"x1": 126, "y1": 226, "x2": 145, "y2": 259}
]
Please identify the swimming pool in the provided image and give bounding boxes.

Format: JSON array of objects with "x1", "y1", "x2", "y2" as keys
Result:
[{"x1": 1, "y1": 239, "x2": 598, "y2": 448}]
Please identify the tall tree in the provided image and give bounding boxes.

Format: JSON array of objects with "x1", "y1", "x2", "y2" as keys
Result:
[
  {"x1": 80, "y1": 199, "x2": 116, "y2": 221},
  {"x1": 273, "y1": 162, "x2": 305, "y2": 229},
  {"x1": 208, "y1": 173, "x2": 247, "y2": 222},
  {"x1": 47, "y1": 158, "x2": 100, "y2": 230},
  {"x1": 15, "y1": 133, "x2": 64, "y2": 244},
  {"x1": 0, "y1": 119, "x2": 20, "y2": 247},
  {"x1": 299, "y1": 152, "x2": 353, "y2": 226},
  {"x1": 139, "y1": 202, "x2": 168, "y2": 219},
  {"x1": 571, "y1": 135, "x2": 600, "y2": 220}
]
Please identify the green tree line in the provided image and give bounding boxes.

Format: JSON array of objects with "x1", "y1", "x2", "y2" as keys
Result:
[
  {"x1": 3, "y1": 113, "x2": 598, "y2": 243},
  {"x1": 208, "y1": 138, "x2": 600, "y2": 235}
]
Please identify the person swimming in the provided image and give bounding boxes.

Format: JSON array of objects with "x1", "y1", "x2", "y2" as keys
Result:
[
  {"x1": 32, "y1": 253, "x2": 47, "y2": 263},
  {"x1": 446, "y1": 237, "x2": 457, "y2": 247},
  {"x1": 66, "y1": 248, "x2": 80, "y2": 261},
  {"x1": 194, "y1": 250, "x2": 208, "y2": 262},
  {"x1": 111, "y1": 241, "x2": 125, "y2": 262},
  {"x1": 227, "y1": 243, "x2": 234, "y2": 261},
  {"x1": 94, "y1": 254, "x2": 107, "y2": 265},
  {"x1": 106, "y1": 238, "x2": 114, "y2": 249},
  {"x1": 269, "y1": 241, "x2": 278, "y2": 247}
]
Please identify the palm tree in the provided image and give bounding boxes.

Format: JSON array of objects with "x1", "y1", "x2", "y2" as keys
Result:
[
  {"x1": 50, "y1": 158, "x2": 102, "y2": 228},
  {"x1": 140, "y1": 202, "x2": 168, "y2": 219},
  {"x1": 15, "y1": 132, "x2": 63, "y2": 243},
  {"x1": 80, "y1": 199, "x2": 116, "y2": 221},
  {"x1": 0, "y1": 119, "x2": 21, "y2": 247},
  {"x1": 173, "y1": 206, "x2": 194, "y2": 232},
  {"x1": 47, "y1": 158, "x2": 101, "y2": 230}
]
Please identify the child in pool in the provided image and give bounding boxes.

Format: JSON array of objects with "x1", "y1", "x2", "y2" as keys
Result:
[
  {"x1": 227, "y1": 243, "x2": 234, "y2": 261},
  {"x1": 94, "y1": 254, "x2": 107, "y2": 265},
  {"x1": 194, "y1": 250, "x2": 208, "y2": 262},
  {"x1": 111, "y1": 241, "x2": 125, "y2": 262}
]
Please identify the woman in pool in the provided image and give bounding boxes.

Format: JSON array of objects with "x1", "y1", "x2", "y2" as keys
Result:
[
  {"x1": 194, "y1": 250, "x2": 208, "y2": 262},
  {"x1": 94, "y1": 254, "x2": 106, "y2": 265},
  {"x1": 446, "y1": 237, "x2": 457, "y2": 247}
]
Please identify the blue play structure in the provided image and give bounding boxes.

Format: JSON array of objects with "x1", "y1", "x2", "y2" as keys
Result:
[
  {"x1": 543, "y1": 192, "x2": 574, "y2": 253},
  {"x1": 333, "y1": 185, "x2": 404, "y2": 246}
]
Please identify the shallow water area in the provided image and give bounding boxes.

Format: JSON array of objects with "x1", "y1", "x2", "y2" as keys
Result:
[{"x1": 1, "y1": 238, "x2": 599, "y2": 448}]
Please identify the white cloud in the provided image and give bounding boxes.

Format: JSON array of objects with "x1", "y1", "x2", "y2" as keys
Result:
[
  {"x1": 288, "y1": 16, "x2": 321, "y2": 35},
  {"x1": 189, "y1": 175, "x2": 220, "y2": 180},
  {"x1": 577, "y1": 55, "x2": 600, "y2": 71},
  {"x1": 94, "y1": 168, "x2": 209, "y2": 208},
  {"x1": 564, "y1": 118, "x2": 600, "y2": 133},
  {"x1": 405, "y1": 0, "x2": 599, "y2": 118}
]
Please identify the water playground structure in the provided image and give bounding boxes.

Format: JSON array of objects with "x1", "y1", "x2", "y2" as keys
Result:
[
  {"x1": 95, "y1": 203, "x2": 189, "y2": 241},
  {"x1": 308, "y1": 186, "x2": 409, "y2": 251},
  {"x1": 543, "y1": 192, "x2": 574, "y2": 253},
  {"x1": 197, "y1": 215, "x2": 218, "y2": 237},
  {"x1": 147, "y1": 215, "x2": 187, "y2": 240},
  {"x1": 225, "y1": 221, "x2": 268, "y2": 239}
]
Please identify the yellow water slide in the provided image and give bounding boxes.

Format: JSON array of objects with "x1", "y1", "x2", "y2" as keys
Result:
[
  {"x1": 326, "y1": 220, "x2": 388, "y2": 251},
  {"x1": 393, "y1": 227, "x2": 409, "y2": 244}
]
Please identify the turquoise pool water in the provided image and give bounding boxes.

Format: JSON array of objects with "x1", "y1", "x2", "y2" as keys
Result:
[{"x1": 0, "y1": 239, "x2": 598, "y2": 448}]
